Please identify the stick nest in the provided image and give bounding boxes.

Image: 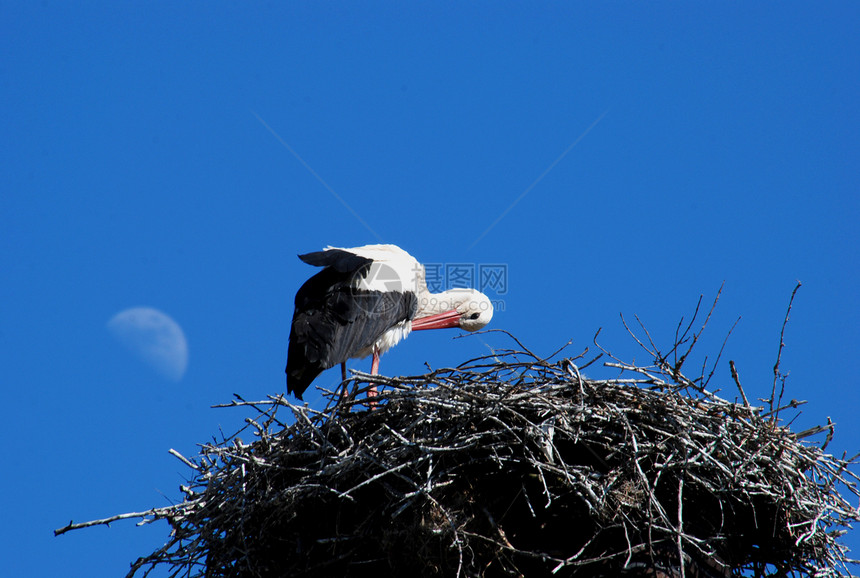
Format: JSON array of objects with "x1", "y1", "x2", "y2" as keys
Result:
[{"x1": 58, "y1": 334, "x2": 859, "y2": 578}]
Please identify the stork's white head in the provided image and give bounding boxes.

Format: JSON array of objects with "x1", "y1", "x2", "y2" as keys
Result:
[
  {"x1": 452, "y1": 289, "x2": 494, "y2": 331},
  {"x1": 412, "y1": 288, "x2": 494, "y2": 332}
]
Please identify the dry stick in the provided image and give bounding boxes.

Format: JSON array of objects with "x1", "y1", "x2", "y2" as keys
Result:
[
  {"x1": 677, "y1": 474, "x2": 685, "y2": 578},
  {"x1": 460, "y1": 328, "x2": 542, "y2": 361},
  {"x1": 634, "y1": 313, "x2": 661, "y2": 356},
  {"x1": 619, "y1": 313, "x2": 655, "y2": 357},
  {"x1": 729, "y1": 359, "x2": 750, "y2": 407},
  {"x1": 702, "y1": 315, "x2": 741, "y2": 390},
  {"x1": 168, "y1": 448, "x2": 199, "y2": 471},
  {"x1": 822, "y1": 417, "x2": 835, "y2": 452},
  {"x1": 675, "y1": 294, "x2": 705, "y2": 365},
  {"x1": 677, "y1": 283, "x2": 724, "y2": 376},
  {"x1": 55, "y1": 506, "x2": 182, "y2": 536},
  {"x1": 770, "y1": 281, "x2": 802, "y2": 423},
  {"x1": 670, "y1": 294, "x2": 704, "y2": 371}
]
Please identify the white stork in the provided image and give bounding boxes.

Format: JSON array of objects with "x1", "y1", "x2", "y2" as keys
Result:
[{"x1": 286, "y1": 244, "x2": 494, "y2": 400}]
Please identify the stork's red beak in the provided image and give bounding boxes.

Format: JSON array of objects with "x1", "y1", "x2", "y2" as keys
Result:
[{"x1": 411, "y1": 309, "x2": 461, "y2": 331}]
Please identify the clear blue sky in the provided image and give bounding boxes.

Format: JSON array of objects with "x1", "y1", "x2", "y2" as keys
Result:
[{"x1": 3, "y1": 3, "x2": 858, "y2": 576}]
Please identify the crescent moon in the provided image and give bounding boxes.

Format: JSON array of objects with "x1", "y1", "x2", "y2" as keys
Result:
[{"x1": 107, "y1": 307, "x2": 189, "y2": 382}]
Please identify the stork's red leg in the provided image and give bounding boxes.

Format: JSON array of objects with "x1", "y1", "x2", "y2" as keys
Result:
[
  {"x1": 369, "y1": 349, "x2": 380, "y2": 400},
  {"x1": 340, "y1": 362, "x2": 348, "y2": 398}
]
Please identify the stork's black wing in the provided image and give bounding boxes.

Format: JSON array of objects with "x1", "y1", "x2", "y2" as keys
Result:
[
  {"x1": 297, "y1": 249, "x2": 372, "y2": 274},
  {"x1": 286, "y1": 255, "x2": 417, "y2": 399}
]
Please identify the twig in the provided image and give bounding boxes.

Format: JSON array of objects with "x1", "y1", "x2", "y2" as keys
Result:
[
  {"x1": 729, "y1": 360, "x2": 750, "y2": 407},
  {"x1": 771, "y1": 281, "x2": 802, "y2": 422},
  {"x1": 55, "y1": 506, "x2": 182, "y2": 536}
]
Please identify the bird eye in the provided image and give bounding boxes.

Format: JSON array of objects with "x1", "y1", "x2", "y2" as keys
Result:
[{"x1": 469, "y1": 312, "x2": 480, "y2": 320}]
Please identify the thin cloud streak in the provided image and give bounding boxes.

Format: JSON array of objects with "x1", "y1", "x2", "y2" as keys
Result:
[
  {"x1": 252, "y1": 111, "x2": 384, "y2": 242},
  {"x1": 468, "y1": 109, "x2": 609, "y2": 250}
]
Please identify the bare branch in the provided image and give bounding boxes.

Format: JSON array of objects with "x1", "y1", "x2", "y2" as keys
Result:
[
  {"x1": 729, "y1": 360, "x2": 750, "y2": 407},
  {"x1": 770, "y1": 281, "x2": 802, "y2": 422},
  {"x1": 676, "y1": 282, "x2": 724, "y2": 376}
]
